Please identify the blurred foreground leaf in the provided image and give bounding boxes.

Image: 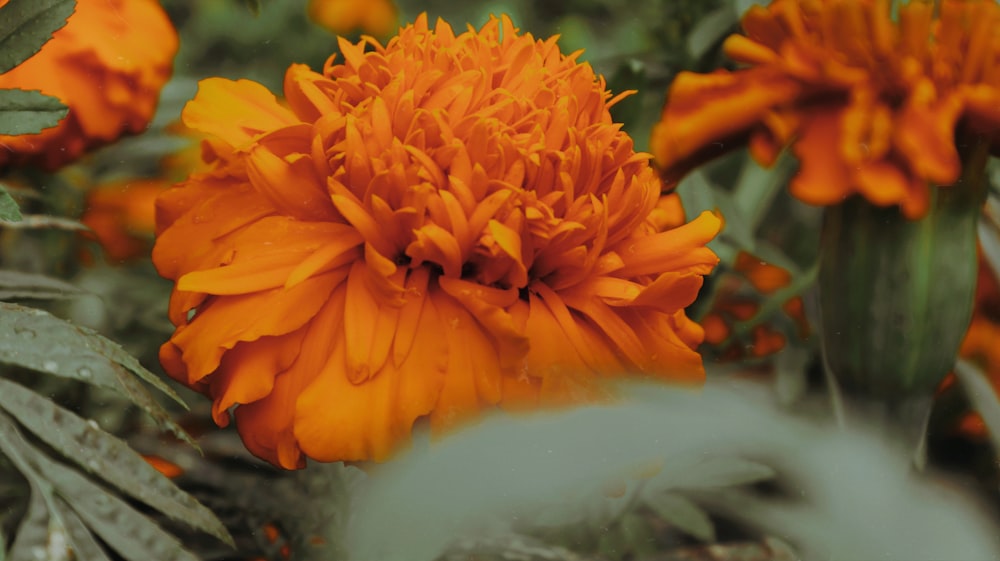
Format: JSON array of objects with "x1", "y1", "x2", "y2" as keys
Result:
[
  {"x1": 0, "y1": 270, "x2": 83, "y2": 301},
  {"x1": 350, "y1": 382, "x2": 1000, "y2": 561},
  {"x1": 0, "y1": 303, "x2": 191, "y2": 445},
  {"x1": 0, "y1": 89, "x2": 67, "y2": 135},
  {"x1": 0, "y1": 0, "x2": 75, "y2": 74}
]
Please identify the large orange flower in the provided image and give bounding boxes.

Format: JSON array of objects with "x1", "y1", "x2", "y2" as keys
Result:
[
  {"x1": 154, "y1": 15, "x2": 721, "y2": 468},
  {"x1": 0, "y1": 0, "x2": 178, "y2": 170},
  {"x1": 651, "y1": 0, "x2": 1000, "y2": 219}
]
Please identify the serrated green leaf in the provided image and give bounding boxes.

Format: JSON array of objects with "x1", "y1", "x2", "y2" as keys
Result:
[
  {"x1": 0, "y1": 0, "x2": 76, "y2": 74},
  {"x1": 0, "y1": 89, "x2": 67, "y2": 135},
  {"x1": 0, "y1": 379, "x2": 233, "y2": 547},
  {"x1": 0, "y1": 270, "x2": 84, "y2": 301},
  {"x1": 53, "y1": 498, "x2": 113, "y2": 561},
  {"x1": 0, "y1": 303, "x2": 192, "y2": 446},
  {"x1": 646, "y1": 492, "x2": 716, "y2": 542},
  {"x1": 0, "y1": 185, "x2": 21, "y2": 222},
  {"x1": 0, "y1": 412, "x2": 202, "y2": 561}
]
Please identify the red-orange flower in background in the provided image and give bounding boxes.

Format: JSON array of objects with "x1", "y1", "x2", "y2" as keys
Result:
[
  {"x1": 651, "y1": 0, "x2": 1000, "y2": 219},
  {"x1": 83, "y1": 179, "x2": 168, "y2": 262},
  {"x1": 701, "y1": 252, "x2": 810, "y2": 360},
  {"x1": 0, "y1": 0, "x2": 178, "y2": 170},
  {"x1": 154, "y1": 15, "x2": 721, "y2": 468},
  {"x1": 308, "y1": 0, "x2": 399, "y2": 37}
]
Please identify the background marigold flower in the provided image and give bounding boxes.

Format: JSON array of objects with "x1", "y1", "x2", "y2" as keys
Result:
[
  {"x1": 701, "y1": 251, "x2": 809, "y2": 360},
  {"x1": 82, "y1": 179, "x2": 170, "y2": 262},
  {"x1": 651, "y1": 0, "x2": 1000, "y2": 219},
  {"x1": 308, "y1": 0, "x2": 399, "y2": 37},
  {"x1": 154, "y1": 14, "x2": 721, "y2": 467},
  {"x1": 0, "y1": 0, "x2": 178, "y2": 170}
]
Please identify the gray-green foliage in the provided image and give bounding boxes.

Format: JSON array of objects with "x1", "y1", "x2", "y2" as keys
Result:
[
  {"x1": 0, "y1": 0, "x2": 74, "y2": 135},
  {"x1": 348, "y1": 382, "x2": 1000, "y2": 561},
  {"x1": 0, "y1": 303, "x2": 232, "y2": 560}
]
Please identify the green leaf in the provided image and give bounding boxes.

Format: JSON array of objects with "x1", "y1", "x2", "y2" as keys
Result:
[
  {"x1": 646, "y1": 492, "x2": 716, "y2": 542},
  {"x1": 0, "y1": 89, "x2": 67, "y2": 135},
  {"x1": 0, "y1": 0, "x2": 76, "y2": 74},
  {"x1": 0, "y1": 412, "x2": 202, "y2": 561},
  {"x1": 672, "y1": 457, "x2": 777, "y2": 489},
  {"x1": 0, "y1": 379, "x2": 233, "y2": 547},
  {"x1": 53, "y1": 498, "x2": 113, "y2": 561},
  {"x1": 0, "y1": 269, "x2": 84, "y2": 301},
  {"x1": 7, "y1": 479, "x2": 54, "y2": 561},
  {"x1": 0, "y1": 303, "x2": 192, "y2": 445},
  {"x1": 0, "y1": 185, "x2": 22, "y2": 222},
  {"x1": 686, "y1": 7, "x2": 737, "y2": 60}
]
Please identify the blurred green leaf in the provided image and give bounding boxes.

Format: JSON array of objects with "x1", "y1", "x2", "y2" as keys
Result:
[
  {"x1": 666, "y1": 457, "x2": 777, "y2": 489},
  {"x1": 243, "y1": 0, "x2": 261, "y2": 16},
  {"x1": 0, "y1": 270, "x2": 84, "y2": 301},
  {"x1": 0, "y1": 185, "x2": 21, "y2": 222},
  {"x1": 0, "y1": 379, "x2": 233, "y2": 547},
  {"x1": 646, "y1": 492, "x2": 716, "y2": 542},
  {"x1": 0, "y1": 303, "x2": 192, "y2": 445},
  {"x1": 0, "y1": 89, "x2": 67, "y2": 135},
  {"x1": 0, "y1": 412, "x2": 202, "y2": 561},
  {"x1": 0, "y1": 0, "x2": 75, "y2": 74},
  {"x1": 686, "y1": 6, "x2": 736, "y2": 59}
]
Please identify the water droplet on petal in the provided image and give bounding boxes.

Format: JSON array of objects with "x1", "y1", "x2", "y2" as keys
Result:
[
  {"x1": 42, "y1": 360, "x2": 58, "y2": 373},
  {"x1": 13, "y1": 326, "x2": 35, "y2": 339},
  {"x1": 77, "y1": 367, "x2": 92, "y2": 379}
]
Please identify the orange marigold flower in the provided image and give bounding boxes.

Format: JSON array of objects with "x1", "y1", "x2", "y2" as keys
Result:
[
  {"x1": 308, "y1": 0, "x2": 399, "y2": 37},
  {"x1": 0, "y1": 0, "x2": 178, "y2": 170},
  {"x1": 651, "y1": 0, "x2": 1000, "y2": 219},
  {"x1": 154, "y1": 15, "x2": 721, "y2": 467}
]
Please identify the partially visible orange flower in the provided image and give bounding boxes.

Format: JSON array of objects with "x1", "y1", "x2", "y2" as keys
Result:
[
  {"x1": 652, "y1": 0, "x2": 1000, "y2": 219},
  {"x1": 950, "y1": 257, "x2": 1000, "y2": 438},
  {"x1": 0, "y1": 0, "x2": 178, "y2": 170},
  {"x1": 308, "y1": 0, "x2": 399, "y2": 37},
  {"x1": 80, "y1": 127, "x2": 204, "y2": 262},
  {"x1": 82, "y1": 179, "x2": 169, "y2": 262},
  {"x1": 701, "y1": 252, "x2": 809, "y2": 360},
  {"x1": 154, "y1": 15, "x2": 721, "y2": 467}
]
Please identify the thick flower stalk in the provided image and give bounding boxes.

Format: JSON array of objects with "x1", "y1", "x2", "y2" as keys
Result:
[
  {"x1": 0, "y1": 0, "x2": 178, "y2": 170},
  {"x1": 652, "y1": 0, "x2": 1000, "y2": 219},
  {"x1": 154, "y1": 15, "x2": 721, "y2": 468}
]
